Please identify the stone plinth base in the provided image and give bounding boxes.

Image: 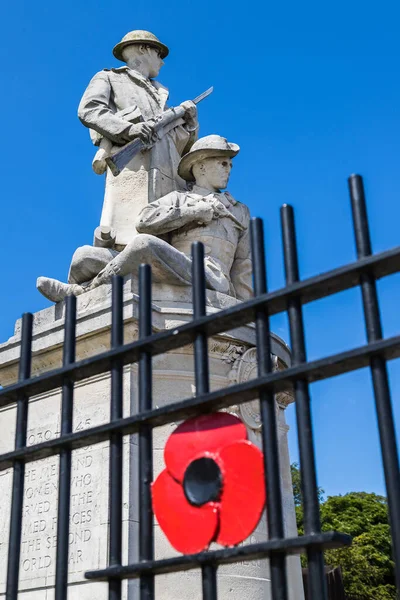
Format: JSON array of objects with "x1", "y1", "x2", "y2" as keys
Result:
[{"x1": 0, "y1": 278, "x2": 304, "y2": 600}]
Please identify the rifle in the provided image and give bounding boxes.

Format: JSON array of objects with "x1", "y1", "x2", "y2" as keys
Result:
[{"x1": 105, "y1": 87, "x2": 213, "y2": 177}]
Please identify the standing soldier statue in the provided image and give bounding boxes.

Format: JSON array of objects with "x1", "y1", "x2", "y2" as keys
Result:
[{"x1": 78, "y1": 30, "x2": 200, "y2": 248}]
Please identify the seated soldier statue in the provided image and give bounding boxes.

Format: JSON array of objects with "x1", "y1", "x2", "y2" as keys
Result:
[{"x1": 37, "y1": 135, "x2": 253, "y2": 303}]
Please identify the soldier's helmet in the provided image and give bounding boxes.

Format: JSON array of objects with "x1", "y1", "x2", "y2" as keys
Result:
[
  {"x1": 113, "y1": 30, "x2": 169, "y2": 62},
  {"x1": 178, "y1": 135, "x2": 240, "y2": 182}
]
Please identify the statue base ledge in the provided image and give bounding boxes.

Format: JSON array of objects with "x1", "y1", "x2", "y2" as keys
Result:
[{"x1": 0, "y1": 276, "x2": 291, "y2": 388}]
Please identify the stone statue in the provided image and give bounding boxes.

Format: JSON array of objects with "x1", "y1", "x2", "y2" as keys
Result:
[
  {"x1": 37, "y1": 135, "x2": 252, "y2": 302},
  {"x1": 10, "y1": 29, "x2": 305, "y2": 600},
  {"x1": 78, "y1": 30, "x2": 199, "y2": 247}
]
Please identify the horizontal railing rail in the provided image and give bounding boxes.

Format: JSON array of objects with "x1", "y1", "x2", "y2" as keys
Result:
[
  {"x1": 0, "y1": 245, "x2": 399, "y2": 408},
  {"x1": 0, "y1": 334, "x2": 399, "y2": 472}
]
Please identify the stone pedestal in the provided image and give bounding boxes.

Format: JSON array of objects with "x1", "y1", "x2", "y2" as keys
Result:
[{"x1": 0, "y1": 278, "x2": 304, "y2": 600}]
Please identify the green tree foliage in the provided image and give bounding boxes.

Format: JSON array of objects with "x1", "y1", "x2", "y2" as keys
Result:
[{"x1": 291, "y1": 464, "x2": 396, "y2": 599}]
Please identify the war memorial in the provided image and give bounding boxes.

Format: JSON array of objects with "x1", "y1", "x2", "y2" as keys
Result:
[
  {"x1": 1, "y1": 25, "x2": 398, "y2": 600},
  {"x1": 0, "y1": 29, "x2": 306, "y2": 599}
]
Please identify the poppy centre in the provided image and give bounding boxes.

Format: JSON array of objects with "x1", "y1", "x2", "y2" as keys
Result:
[{"x1": 183, "y1": 457, "x2": 222, "y2": 506}]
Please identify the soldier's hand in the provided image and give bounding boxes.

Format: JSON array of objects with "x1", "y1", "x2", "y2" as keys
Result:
[
  {"x1": 128, "y1": 123, "x2": 157, "y2": 145},
  {"x1": 210, "y1": 199, "x2": 229, "y2": 219},
  {"x1": 195, "y1": 200, "x2": 214, "y2": 224},
  {"x1": 180, "y1": 100, "x2": 198, "y2": 128},
  {"x1": 208, "y1": 199, "x2": 244, "y2": 229}
]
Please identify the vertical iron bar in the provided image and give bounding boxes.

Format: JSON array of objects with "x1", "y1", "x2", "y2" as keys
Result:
[
  {"x1": 191, "y1": 242, "x2": 218, "y2": 600},
  {"x1": 250, "y1": 218, "x2": 288, "y2": 600},
  {"x1": 138, "y1": 265, "x2": 154, "y2": 600},
  {"x1": 202, "y1": 566, "x2": 217, "y2": 600},
  {"x1": 349, "y1": 174, "x2": 400, "y2": 591},
  {"x1": 281, "y1": 205, "x2": 328, "y2": 600},
  {"x1": 192, "y1": 242, "x2": 210, "y2": 395},
  {"x1": 109, "y1": 276, "x2": 124, "y2": 600},
  {"x1": 55, "y1": 295, "x2": 77, "y2": 599},
  {"x1": 6, "y1": 313, "x2": 33, "y2": 600}
]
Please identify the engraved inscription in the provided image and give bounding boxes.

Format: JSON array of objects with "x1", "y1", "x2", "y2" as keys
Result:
[{"x1": 19, "y1": 419, "x2": 101, "y2": 580}]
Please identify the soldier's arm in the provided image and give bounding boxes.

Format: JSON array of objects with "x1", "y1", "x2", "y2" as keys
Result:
[
  {"x1": 136, "y1": 193, "x2": 214, "y2": 235},
  {"x1": 78, "y1": 71, "x2": 135, "y2": 145},
  {"x1": 173, "y1": 124, "x2": 199, "y2": 157},
  {"x1": 230, "y1": 205, "x2": 253, "y2": 301}
]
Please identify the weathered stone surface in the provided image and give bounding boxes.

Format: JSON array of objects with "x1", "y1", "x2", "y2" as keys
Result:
[{"x1": 0, "y1": 283, "x2": 304, "y2": 599}]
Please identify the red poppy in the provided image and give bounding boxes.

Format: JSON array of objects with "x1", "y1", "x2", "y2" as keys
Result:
[{"x1": 151, "y1": 412, "x2": 266, "y2": 554}]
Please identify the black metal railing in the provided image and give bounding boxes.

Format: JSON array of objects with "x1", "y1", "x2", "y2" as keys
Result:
[{"x1": 2, "y1": 174, "x2": 399, "y2": 600}]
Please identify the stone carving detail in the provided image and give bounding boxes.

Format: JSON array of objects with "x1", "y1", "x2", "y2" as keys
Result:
[
  {"x1": 220, "y1": 344, "x2": 246, "y2": 365},
  {"x1": 228, "y1": 348, "x2": 294, "y2": 431}
]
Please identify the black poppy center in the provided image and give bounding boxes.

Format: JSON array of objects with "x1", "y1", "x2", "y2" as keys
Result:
[{"x1": 183, "y1": 457, "x2": 222, "y2": 506}]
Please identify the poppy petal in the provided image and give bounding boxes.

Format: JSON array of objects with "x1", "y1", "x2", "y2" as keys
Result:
[
  {"x1": 152, "y1": 469, "x2": 218, "y2": 554},
  {"x1": 216, "y1": 440, "x2": 265, "y2": 546},
  {"x1": 164, "y1": 412, "x2": 247, "y2": 482}
]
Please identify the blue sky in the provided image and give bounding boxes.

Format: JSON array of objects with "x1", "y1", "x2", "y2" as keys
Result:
[{"x1": 0, "y1": 0, "x2": 399, "y2": 499}]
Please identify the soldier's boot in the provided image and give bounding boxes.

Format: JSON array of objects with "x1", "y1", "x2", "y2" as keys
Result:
[{"x1": 36, "y1": 277, "x2": 84, "y2": 303}]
